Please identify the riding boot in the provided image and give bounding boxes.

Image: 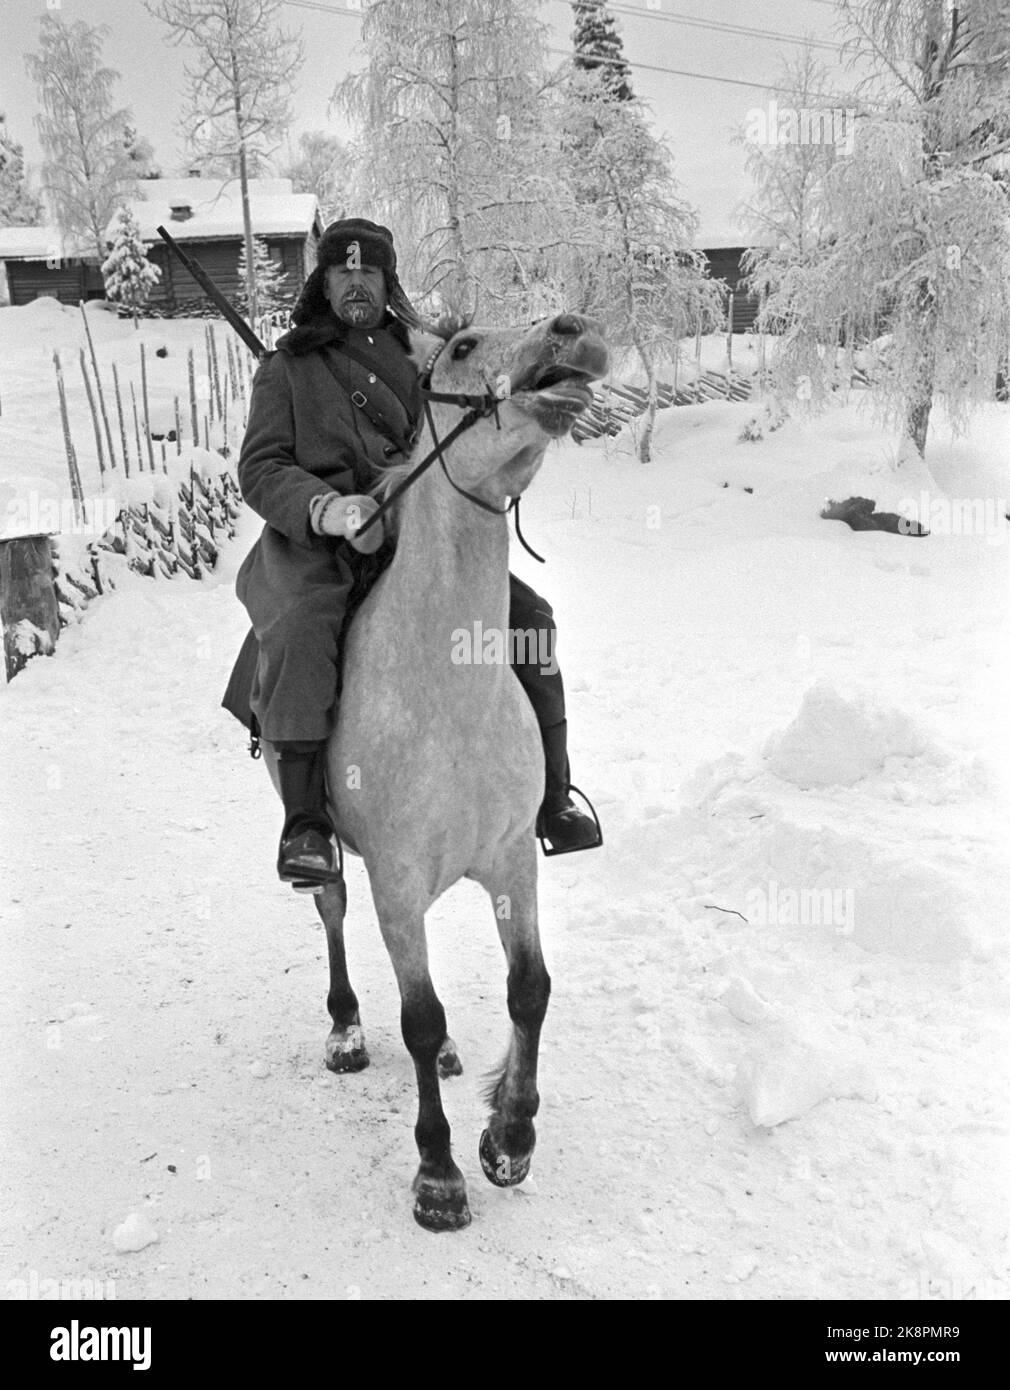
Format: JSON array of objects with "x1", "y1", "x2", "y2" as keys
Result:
[
  {"x1": 535, "y1": 718, "x2": 602, "y2": 854},
  {"x1": 276, "y1": 741, "x2": 343, "y2": 887}
]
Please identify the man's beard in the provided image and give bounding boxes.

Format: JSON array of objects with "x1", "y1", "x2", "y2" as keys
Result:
[{"x1": 338, "y1": 292, "x2": 382, "y2": 328}]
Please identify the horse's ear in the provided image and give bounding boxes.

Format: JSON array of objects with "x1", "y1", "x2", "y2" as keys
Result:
[{"x1": 406, "y1": 326, "x2": 443, "y2": 373}]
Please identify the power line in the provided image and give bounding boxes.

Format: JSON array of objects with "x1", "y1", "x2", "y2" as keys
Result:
[
  {"x1": 596, "y1": 3, "x2": 848, "y2": 56},
  {"x1": 551, "y1": 46, "x2": 855, "y2": 100},
  {"x1": 278, "y1": 0, "x2": 861, "y2": 101}
]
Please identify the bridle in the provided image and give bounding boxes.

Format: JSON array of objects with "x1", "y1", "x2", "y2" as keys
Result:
[{"x1": 354, "y1": 341, "x2": 545, "y2": 562}]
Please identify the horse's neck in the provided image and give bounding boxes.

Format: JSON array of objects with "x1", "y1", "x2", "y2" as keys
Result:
[{"x1": 383, "y1": 462, "x2": 511, "y2": 643}]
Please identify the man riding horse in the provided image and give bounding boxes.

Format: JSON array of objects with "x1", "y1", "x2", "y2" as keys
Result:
[{"x1": 222, "y1": 217, "x2": 602, "y2": 889}]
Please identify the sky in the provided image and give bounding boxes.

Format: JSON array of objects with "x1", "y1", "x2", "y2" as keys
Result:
[{"x1": 1, "y1": 0, "x2": 866, "y2": 245}]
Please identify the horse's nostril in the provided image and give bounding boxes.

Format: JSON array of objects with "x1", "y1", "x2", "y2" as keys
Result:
[{"x1": 551, "y1": 313, "x2": 582, "y2": 337}]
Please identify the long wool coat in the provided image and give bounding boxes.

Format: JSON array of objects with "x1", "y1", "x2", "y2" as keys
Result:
[{"x1": 225, "y1": 312, "x2": 421, "y2": 743}]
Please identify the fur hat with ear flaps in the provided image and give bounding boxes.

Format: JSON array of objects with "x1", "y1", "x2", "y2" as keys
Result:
[{"x1": 280, "y1": 216, "x2": 421, "y2": 354}]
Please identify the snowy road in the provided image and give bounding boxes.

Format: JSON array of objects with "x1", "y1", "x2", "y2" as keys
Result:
[{"x1": 3, "y1": 399, "x2": 1009, "y2": 1301}]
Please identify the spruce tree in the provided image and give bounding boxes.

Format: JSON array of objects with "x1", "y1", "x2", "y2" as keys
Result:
[
  {"x1": 101, "y1": 206, "x2": 161, "y2": 325},
  {"x1": 572, "y1": 0, "x2": 632, "y2": 103},
  {"x1": 236, "y1": 235, "x2": 286, "y2": 317}
]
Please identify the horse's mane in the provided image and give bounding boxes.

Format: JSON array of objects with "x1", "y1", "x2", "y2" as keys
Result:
[{"x1": 370, "y1": 311, "x2": 476, "y2": 503}]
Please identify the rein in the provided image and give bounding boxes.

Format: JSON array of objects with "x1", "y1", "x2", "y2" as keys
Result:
[{"x1": 354, "y1": 344, "x2": 545, "y2": 563}]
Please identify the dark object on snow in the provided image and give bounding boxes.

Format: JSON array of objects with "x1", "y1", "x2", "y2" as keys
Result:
[
  {"x1": 155, "y1": 346, "x2": 168, "y2": 358},
  {"x1": 743, "y1": 486, "x2": 753, "y2": 494},
  {"x1": 821, "y1": 495, "x2": 928, "y2": 536}
]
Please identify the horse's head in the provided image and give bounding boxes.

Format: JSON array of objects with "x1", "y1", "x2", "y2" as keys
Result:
[{"x1": 402, "y1": 313, "x2": 610, "y2": 506}]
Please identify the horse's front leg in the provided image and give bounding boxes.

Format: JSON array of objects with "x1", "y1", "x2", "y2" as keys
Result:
[
  {"x1": 315, "y1": 878, "x2": 369, "y2": 1073},
  {"x1": 475, "y1": 836, "x2": 550, "y2": 1187},
  {"x1": 377, "y1": 907, "x2": 470, "y2": 1231}
]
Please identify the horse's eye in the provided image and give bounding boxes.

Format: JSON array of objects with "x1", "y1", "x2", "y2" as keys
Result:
[{"x1": 451, "y1": 336, "x2": 477, "y2": 360}]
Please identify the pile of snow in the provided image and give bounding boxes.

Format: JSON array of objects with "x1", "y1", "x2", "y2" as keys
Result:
[
  {"x1": 764, "y1": 680, "x2": 930, "y2": 787},
  {"x1": 676, "y1": 680, "x2": 996, "y2": 964}
]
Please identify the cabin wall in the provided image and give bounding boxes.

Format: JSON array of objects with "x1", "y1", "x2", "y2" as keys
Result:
[
  {"x1": 701, "y1": 248, "x2": 761, "y2": 332},
  {"x1": 5, "y1": 259, "x2": 104, "y2": 306},
  {"x1": 148, "y1": 234, "x2": 311, "y2": 311}
]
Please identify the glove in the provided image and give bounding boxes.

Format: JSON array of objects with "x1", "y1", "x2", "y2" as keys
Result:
[{"x1": 312, "y1": 492, "x2": 385, "y2": 554}]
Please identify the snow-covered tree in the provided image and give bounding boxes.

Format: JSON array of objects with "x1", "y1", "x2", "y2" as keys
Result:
[
  {"x1": 561, "y1": 70, "x2": 722, "y2": 461},
  {"x1": 282, "y1": 131, "x2": 348, "y2": 224},
  {"x1": 758, "y1": 0, "x2": 1010, "y2": 459},
  {"x1": 572, "y1": 0, "x2": 633, "y2": 103},
  {"x1": 123, "y1": 125, "x2": 161, "y2": 181},
  {"x1": 235, "y1": 235, "x2": 286, "y2": 317},
  {"x1": 736, "y1": 49, "x2": 844, "y2": 275},
  {"x1": 146, "y1": 0, "x2": 303, "y2": 324},
  {"x1": 334, "y1": 0, "x2": 578, "y2": 323},
  {"x1": 101, "y1": 207, "x2": 161, "y2": 325},
  {"x1": 0, "y1": 115, "x2": 44, "y2": 227},
  {"x1": 24, "y1": 15, "x2": 139, "y2": 259}
]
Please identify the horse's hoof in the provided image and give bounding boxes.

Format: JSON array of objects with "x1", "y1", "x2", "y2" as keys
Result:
[
  {"x1": 437, "y1": 1037, "x2": 463, "y2": 1079},
  {"x1": 479, "y1": 1127, "x2": 532, "y2": 1187},
  {"x1": 324, "y1": 1025, "x2": 369, "y2": 1073},
  {"x1": 412, "y1": 1179, "x2": 471, "y2": 1233}
]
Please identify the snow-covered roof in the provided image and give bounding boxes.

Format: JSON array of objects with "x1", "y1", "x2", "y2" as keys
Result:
[
  {"x1": 0, "y1": 226, "x2": 92, "y2": 262},
  {"x1": 0, "y1": 179, "x2": 320, "y2": 263},
  {"x1": 109, "y1": 177, "x2": 320, "y2": 243}
]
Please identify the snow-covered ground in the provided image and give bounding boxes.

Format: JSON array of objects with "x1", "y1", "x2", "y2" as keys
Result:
[{"x1": 2, "y1": 304, "x2": 1009, "y2": 1301}]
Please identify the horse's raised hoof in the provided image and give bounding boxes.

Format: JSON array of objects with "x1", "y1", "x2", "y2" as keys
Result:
[
  {"x1": 437, "y1": 1036, "x2": 463, "y2": 1079},
  {"x1": 324, "y1": 1024, "x2": 369, "y2": 1073},
  {"x1": 412, "y1": 1175, "x2": 471, "y2": 1232},
  {"x1": 479, "y1": 1127, "x2": 533, "y2": 1187}
]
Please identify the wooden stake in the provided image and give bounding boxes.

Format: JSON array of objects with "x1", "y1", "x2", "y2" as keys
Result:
[
  {"x1": 111, "y1": 362, "x2": 131, "y2": 478},
  {"x1": 79, "y1": 300, "x2": 117, "y2": 468},
  {"x1": 130, "y1": 380, "x2": 144, "y2": 473},
  {"x1": 208, "y1": 323, "x2": 223, "y2": 420},
  {"x1": 139, "y1": 343, "x2": 155, "y2": 472},
  {"x1": 726, "y1": 291, "x2": 734, "y2": 373},
  {"x1": 53, "y1": 351, "x2": 85, "y2": 523},
  {"x1": 204, "y1": 324, "x2": 214, "y2": 424},
  {"x1": 187, "y1": 348, "x2": 199, "y2": 446},
  {"x1": 78, "y1": 348, "x2": 107, "y2": 484},
  {"x1": 174, "y1": 396, "x2": 183, "y2": 455}
]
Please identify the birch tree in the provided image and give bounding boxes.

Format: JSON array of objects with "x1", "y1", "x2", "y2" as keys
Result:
[
  {"x1": 283, "y1": 131, "x2": 349, "y2": 223},
  {"x1": 24, "y1": 15, "x2": 138, "y2": 259},
  {"x1": 736, "y1": 47, "x2": 846, "y2": 310},
  {"x1": 146, "y1": 0, "x2": 303, "y2": 323},
  {"x1": 334, "y1": 0, "x2": 578, "y2": 323},
  {"x1": 758, "y1": 0, "x2": 1010, "y2": 460},
  {"x1": 0, "y1": 115, "x2": 44, "y2": 227}
]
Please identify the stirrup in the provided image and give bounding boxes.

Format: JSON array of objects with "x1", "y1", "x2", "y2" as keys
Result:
[
  {"x1": 537, "y1": 783, "x2": 604, "y2": 858},
  {"x1": 279, "y1": 829, "x2": 344, "y2": 893}
]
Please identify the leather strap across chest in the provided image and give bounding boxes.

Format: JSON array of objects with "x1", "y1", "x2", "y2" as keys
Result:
[{"x1": 317, "y1": 340, "x2": 418, "y2": 456}]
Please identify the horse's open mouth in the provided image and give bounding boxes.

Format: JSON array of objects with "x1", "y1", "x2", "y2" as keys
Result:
[{"x1": 519, "y1": 366, "x2": 596, "y2": 431}]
